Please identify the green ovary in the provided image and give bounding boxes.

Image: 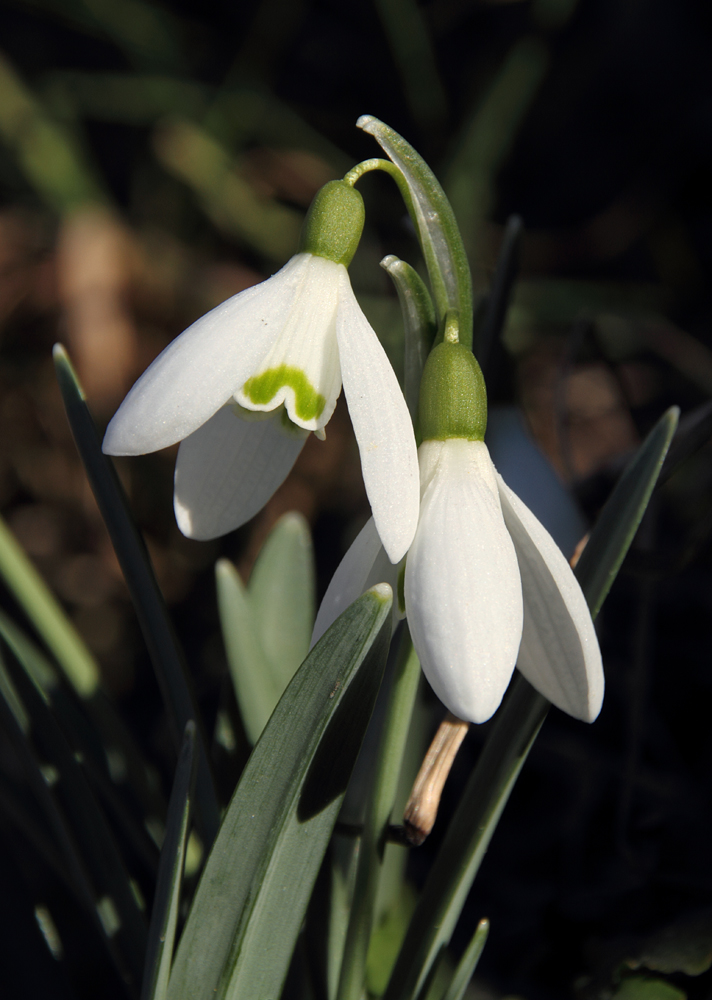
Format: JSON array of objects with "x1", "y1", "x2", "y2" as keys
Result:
[{"x1": 242, "y1": 365, "x2": 326, "y2": 423}]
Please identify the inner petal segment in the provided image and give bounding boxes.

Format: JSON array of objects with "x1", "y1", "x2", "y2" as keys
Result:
[{"x1": 242, "y1": 365, "x2": 326, "y2": 423}]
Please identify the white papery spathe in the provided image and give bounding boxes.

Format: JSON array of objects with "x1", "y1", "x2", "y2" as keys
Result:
[
  {"x1": 314, "y1": 438, "x2": 604, "y2": 725},
  {"x1": 103, "y1": 253, "x2": 419, "y2": 562}
]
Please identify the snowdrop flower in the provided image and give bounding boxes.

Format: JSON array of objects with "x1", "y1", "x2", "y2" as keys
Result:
[
  {"x1": 103, "y1": 180, "x2": 419, "y2": 563},
  {"x1": 313, "y1": 335, "x2": 604, "y2": 724}
]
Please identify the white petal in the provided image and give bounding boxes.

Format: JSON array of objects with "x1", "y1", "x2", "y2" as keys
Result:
[
  {"x1": 173, "y1": 406, "x2": 305, "y2": 540},
  {"x1": 311, "y1": 517, "x2": 403, "y2": 647},
  {"x1": 405, "y1": 440, "x2": 523, "y2": 724},
  {"x1": 486, "y1": 406, "x2": 587, "y2": 559},
  {"x1": 335, "y1": 270, "x2": 419, "y2": 564},
  {"x1": 103, "y1": 255, "x2": 313, "y2": 455},
  {"x1": 496, "y1": 474, "x2": 604, "y2": 722},
  {"x1": 234, "y1": 255, "x2": 342, "y2": 432}
]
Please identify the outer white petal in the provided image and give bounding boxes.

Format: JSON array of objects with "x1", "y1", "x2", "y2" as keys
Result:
[
  {"x1": 103, "y1": 255, "x2": 313, "y2": 455},
  {"x1": 311, "y1": 517, "x2": 403, "y2": 647},
  {"x1": 173, "y1": 406, "x2": 305, "y2": 540},
  {"x1": 496, "y1": 474, "x2": 604, "y2": 722},
  {"x1": 234, "y1": 255, "x2": 342, "y2": 432},
  {"x1": 335, "y1": 270, "x2": 419, "y2": 564},
  {"x1": 405, "y1": 440, "x2": 523, "y2": 724}
]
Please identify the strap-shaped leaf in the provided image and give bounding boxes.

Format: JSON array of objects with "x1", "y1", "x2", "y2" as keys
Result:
[
  {"x1": 358, "y1": 116, "x2": 473, "y2": 347},
  {"x1": 475, "y1": 214, "x2": 522, "y2": 378},
  {"x1": 383, "y1": 407, "x2": 679, "y2": 1000},
  {"x1": 53, "y1": 343, "x2": 219, "y2": 846},
  {"x1": 337, "y1": 632, "x2": 422, "y2": 1000},
  {"x1": 142, "y1": 722, "x2": 197, "y2": 1000},
  {"x1": 0, "y1": 608, "x2": 164, "y2": 868},
  {"x1": 441, "y1": 919, "x2": 489, "y2": 1000},
  {"x1": 2, "y1": 637, "x2": 148, "y2": 987},
  {"x1": 248, "y1": 512, "x2": 316, "y2": 693},
  {"x1": 0, "y1": 512, "x2": 98, "y2": 697},
  {"x1": 216, "y1": 558, "x2": 277, "y2": 744},
  {"x1": 167, "y1": 585, "x2": 393, "y2": 1000},
  {"x1": 575, "y1": 407, "x2": 679, "y2": 617}
]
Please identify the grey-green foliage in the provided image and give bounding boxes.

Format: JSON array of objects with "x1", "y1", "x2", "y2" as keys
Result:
[
  {"x1": 217, "y1": 512, "x2": 316, "y2": 744},
  {"x1": 141, "y1": 722, "x2": 197, "y2": 1000},
  {"x1": 167, "y1": 585, "x2": 392, "y2": 1000},
  {"x1": 382, "y1": 407, "x2": 680, "y2": 1000}
]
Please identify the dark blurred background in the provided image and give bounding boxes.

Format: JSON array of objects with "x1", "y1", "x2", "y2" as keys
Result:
[{"x1": 1, "y1": 0, "x2": 712, "y2": 997}]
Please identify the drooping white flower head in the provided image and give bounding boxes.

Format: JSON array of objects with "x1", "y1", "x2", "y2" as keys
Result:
[
  {"x1": 313, "y1": 337, "x2": 604, "y2": 724},
  {"x1": 103, "y1": 180, "x2": 419, "y2": 563}
]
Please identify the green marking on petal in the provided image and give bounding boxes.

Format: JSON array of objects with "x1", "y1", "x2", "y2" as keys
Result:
[{"x1": 243, "y1": 365, "x2": 326, "y2": 423}]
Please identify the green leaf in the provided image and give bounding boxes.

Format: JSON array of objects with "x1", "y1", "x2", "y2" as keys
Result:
[
  {"x1": 167, "y1": 585, "x2": 393, "y2": 1000},
  {"x1": 372, "y1": 0, "x2": 447, "y2": 131},
  {"x1": 306, "y1": 838, "x2": 361, "y2": 1000},
  {"x1": 443, "y1": 38, "x2": 548, "y2": 266},
  {"x1": 0, "y1": 665, "x2": 100, "y2": 916},
  {"x1": 474, "y1": 214, "x2": 522, "y2": 377},
  {"x1": 357, "y1": 116, "x2": 473, "y2": 347},
  {"x1": 366, "y1": 881, "x2": 418, "y2": 997},
  {"x1": 53, "y1": 343, "x2": 220, "y2": 847},
  {"x1": 613, "y1": 977, "x2": 686, "y2": 1000},
  {"x1": 633, "y1": 909, "x2": 712, "y2": 976},
  {"x1": 384, "y1": 681, "x2": 547, "y2": 1000},
  {"x1": 0, "y1": 644, "x2": 28, "y2": 732},
  {"x1": 441, "y1": 919, "x2": 489, "y2": 1000},
  {"x1": 380, "y1": 255, "x2": 436, "y2": 423},
  {"x1": 248, "y1": 512, "x2": 316, "y2": 693},
  {"x1": 337, "y1": 631, "x2": 422, "y2": 1000},
  {"x1": 0, "y1": 607, "x2": 58, "y2": 692},
  {"x1": 0, "y1": 608, "x2": 164, "y2": 867},
  {"x1": 0, "y1": 512, "x2": 99, "y2": 698},
  {"x1": 383, "y1": 407, "x2": 680, "y2": 1000},
  {"x1": 216, "y1": 557, "x2": 277, "y2": 745},
  {"x1": 142, "y1": 722, "x2": 197, "y2": 1000},
  {"x1": 575, "y1": 407, "x2": 680, "y2": 617},
  {"x1": 0, "y1": 639, "x2": 148, "y2": 987}
]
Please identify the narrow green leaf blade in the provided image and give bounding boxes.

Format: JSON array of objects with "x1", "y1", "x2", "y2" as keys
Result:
[
  {"x1": 0, "y1": 608, "x2": 163, "y2": 871},
  {"x1": 384, "y1": 407, "x2": 680, "y2": 1000},
  {"x1": 3, "y1": 638, "x2": 148, "y2": 987},
  {"x1": 441, "y1": 919, "x2": 489, "y2": 1000},
  {"x1": 142, "y1": 722, "x2": 198, "y2": 1000},
  {"x1": 215, "y1": 557, "x2": 277, "y2": 744},
  {"x1": 248, "y1": 512, "x2": 316, "y2": 693},
  {"x1": 0, "y1": 512, "x2": 99, "y2": 697},
  {"x1": 474, "y1": 214, "x2": 522, "y2": 377},
  {"x1": 576, "y1": 406, "x2": 680, "y2": 617},
  {"x1": 53, "y1": 343, "x2": 220, "y2": 846},
  {"x1": 167, "y1": 585, "x2": 393, "y2": 1000},
  {"x1": 337, "y1": 631, "x2": 422, "y2": 1000}
]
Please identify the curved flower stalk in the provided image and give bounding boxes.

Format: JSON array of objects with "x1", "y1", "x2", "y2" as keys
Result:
[
  {"x1": 314, "y1": 337, "x2": 604, "y2": 725},
  {"x1": 103, "y1": 180, "x2": 419, "y2": 563}
]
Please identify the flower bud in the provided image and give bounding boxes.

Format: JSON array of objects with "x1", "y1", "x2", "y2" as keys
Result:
[
  {"x1": 419, "y1": 340, "x2": 487, "y2": 441},
  {"x1": 300, "y1": 180, "x2": 365, "y2": 267}
]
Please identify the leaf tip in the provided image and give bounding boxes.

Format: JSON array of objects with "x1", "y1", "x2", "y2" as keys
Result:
[
  {"x1": 215, "y1": 557, "x2": 236, "y2": 582},
  {"x1": 356, "y1": 114, "x2": 378, "y2": 132},
  {"x1": 367, "y1": 582, "x2": 393, "y2": 607}
]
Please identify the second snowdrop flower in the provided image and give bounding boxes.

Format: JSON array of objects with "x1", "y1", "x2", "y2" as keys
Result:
[
  {"x1": 103, "y1": 180, "x2": 419, "y2": 563},
  {"x1": 314, "y1": 327, "x2": 604, "y2": 724}
]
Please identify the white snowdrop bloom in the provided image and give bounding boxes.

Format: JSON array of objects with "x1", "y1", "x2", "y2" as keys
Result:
[
  {"x1": 313, "y1": 339, "x2": 604, "y2": 725},
  {"x1": 103, "y1": 181, "x2": 419, "y2": 563}
]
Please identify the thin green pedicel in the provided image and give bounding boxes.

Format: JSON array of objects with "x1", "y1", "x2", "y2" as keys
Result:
[{"x1": 242, "y1": 366, "x2": 326, "y2": 422}]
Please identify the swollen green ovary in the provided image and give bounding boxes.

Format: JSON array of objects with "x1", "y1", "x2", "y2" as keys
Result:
[{"x1": 242, "y1": 365, "x2": 326, "y2": 422}]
